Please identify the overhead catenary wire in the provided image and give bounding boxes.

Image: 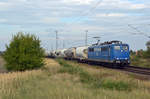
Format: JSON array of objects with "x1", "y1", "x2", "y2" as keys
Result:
[
  {"x1": 63, "y1": 0, "x2": 103, "y2": 47},
  {"x1": 46, "y1": 0, "x2": 104, "y2": 49},
  {"x1": 128, "y1": 24, "x2": 150, "y2": 38},
  {"x1": 71, "y1": 0, "x2": 103, "y2": 24},
  {"x1": 47, "y1": 0, "x2": 103, "y2": 31}
]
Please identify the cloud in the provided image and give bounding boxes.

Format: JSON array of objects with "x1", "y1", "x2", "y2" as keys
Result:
[
  {"x1": 0, "y1": 2, "x2": 12, "y2": 11},
  {"x1": 41, "y1": 17, "x2": 60, "y2": 24},
  {"x1": 96, "y1": 13, "x2": 127, "y2": 17},
  {"x1": 129, "y1": 4, "x2": 148, "y2": 9},
  {"x1": 0, "y1": 0, "x2": 150, "y2": 51},
  {"x1": 108, "y1": 13, "x2": 127, "y2": 17},
  {"x1": 0, "y1": 19, "x2": 7, "y2": 23},
  {"x1": 62, "y1": 0, "x2": 93, "y2": 5},
  {"x1": 100, "y1": 0, "x2": 149, "y2": 10}
]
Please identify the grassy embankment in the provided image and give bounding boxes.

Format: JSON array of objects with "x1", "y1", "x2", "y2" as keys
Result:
[
  {"x1": 130, "y1": 55, "x2": 150, "y2": 68},
  {"x1": 0, "y1": 58, "x2": 150, "y2": 99}
]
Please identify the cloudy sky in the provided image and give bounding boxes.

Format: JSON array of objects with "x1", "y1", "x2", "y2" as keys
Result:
[{"x1": 0, "y1": 0, "x2": 150, "y2": 51}]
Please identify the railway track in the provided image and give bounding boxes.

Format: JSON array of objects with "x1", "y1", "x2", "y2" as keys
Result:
[
  {"x1": 62, "y1": 58, "x2": 150, "y2": 76},
  {"x1": 122, "y1": 66, "x2": 150, "y2": 75}
]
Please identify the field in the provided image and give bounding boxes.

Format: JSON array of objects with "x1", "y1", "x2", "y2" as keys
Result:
[
  {"x1": 0, "y1": 56, "x2": 7, "y2": 73},
  {"x1": 131, "y1": 55, "x2": 150, "y2": 68},
  {"x1": 0, "y1": 57, "x2": 150, "y2": 99}
]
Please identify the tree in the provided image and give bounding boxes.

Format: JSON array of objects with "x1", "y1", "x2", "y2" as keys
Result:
[
  {"x1": 144, "y1": 41, "x2": 150, "y2": 58},
  {"x1": 130, "y1": 50, "x2": 135, "y2": 55},
  {"x1": 3, "y1": 32, "x2": 45, "y2": 71},
  {"x1": 146, "y1": 41, "x2": 150, "y2": 49}
]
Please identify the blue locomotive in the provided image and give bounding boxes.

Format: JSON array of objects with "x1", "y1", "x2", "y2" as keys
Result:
[{"x1": 88, "y1": 41, "x2": 130, "y2": 66}]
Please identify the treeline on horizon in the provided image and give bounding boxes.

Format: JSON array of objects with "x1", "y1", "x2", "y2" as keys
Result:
[{"x1": 130, "y1": 41, "x2": 150, "y2": 58}]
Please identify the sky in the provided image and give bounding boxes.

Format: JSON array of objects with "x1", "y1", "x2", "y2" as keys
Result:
[{"x1": 0, "y1": 0, "x2": 150, "y2": 51}]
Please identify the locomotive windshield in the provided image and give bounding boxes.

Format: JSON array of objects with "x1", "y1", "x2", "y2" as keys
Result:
[
  {"x1": 114, "y1": 46, "x2": 120, "y2": 50},
  {"x1": 123, "y1": 46, "x2": 128, "y2": 51},
  {"x1": 114, "y1": 45, "x2": 128, "y2": 51}
]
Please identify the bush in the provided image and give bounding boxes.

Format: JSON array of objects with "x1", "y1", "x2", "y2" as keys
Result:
[
  {"x1": 57, "y1": 59, "x2": 95, "y2": 84},
  {"x1": 3, "y1": 32, "x2": 45, "y2": 71},
  {"x1": 144, "y1": 48, "x2": 150, "y2": 58},
  {"x1": 101, "y1": 80, "x2": 131, "y2": 91},
  {"x1": 143, "y1": 41, "x2": 150, "y2": 58}
]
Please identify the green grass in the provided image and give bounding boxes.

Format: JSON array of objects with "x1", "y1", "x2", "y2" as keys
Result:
[
  {"x1": 131, "y1": 55, "x2": 150, "y2": 68},
  {"x1": 0, "y1": 58, "x2": 150, "y2": 99},
  {"x1": 57, "y1": 59, "x2": 95, "y2": 84},
  {"x1": 101, "y1": 80, "x2": 131, "y2": 91},
  {"x1": 56, "y1": 59, "x2": 134, "y2": 91}
]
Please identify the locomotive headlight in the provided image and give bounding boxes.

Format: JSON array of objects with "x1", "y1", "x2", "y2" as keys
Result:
[
  {"x1": 128, "y1": 60, "x2": 130, "y2": 63},
  {"x1": 116, "y1": 60, "x2": 120, "y2": 63},
  {"x1": 116, "y1": 58, "x2": 119, "y2": 60}
]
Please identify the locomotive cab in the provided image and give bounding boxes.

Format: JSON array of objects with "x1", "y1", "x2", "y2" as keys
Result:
[
  {"x1": 113, "y1": 44, "x2": 130, "y2": 65},
  {"x1": 87, "y1": 41, "x2": 130, "y2": 67}
]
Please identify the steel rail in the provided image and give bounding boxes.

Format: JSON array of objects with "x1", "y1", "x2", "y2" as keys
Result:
[{"x1": 123, "y1": 66, "x2": 150, "y2": 75}]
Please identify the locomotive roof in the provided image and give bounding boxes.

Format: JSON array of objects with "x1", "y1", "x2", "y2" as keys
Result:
[{"x1": 89, "y1": 41, "x2": 129, "y2": 48}]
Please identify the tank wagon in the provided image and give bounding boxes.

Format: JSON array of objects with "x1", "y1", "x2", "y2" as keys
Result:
[
  {"x1": 50, "y1": 40, "x2": 130, "y2": 68},
  {"x1": 59, "y1": 49, "x2": 67, "y2": 57},
  {"x1": 45, "y1": 51, "x2": 51, "y2": 57},
  {"x1": 75, "y1": 46, "x2": 89, "y2": 61},
  {"x1": 49, "y1": 51, "x2": 57, "y2": 58},
  {"x1": 64, "y1": 47, "x2": 76, "y2": 59},
  {"x1": 54, "y1": 50, "x2": 61, "y2": 57}
]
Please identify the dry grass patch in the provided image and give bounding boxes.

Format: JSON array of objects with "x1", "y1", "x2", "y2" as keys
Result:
[
  {"x1": 0, "y1": 56, "x2": 7, "y2": 73},
  {"x1": 0, "y1": 70, "x2": 43, "y2": 99},
  {"x1": 63, "y1": 60, "x2": 150, "y2": 94},
  {"x1": 0, "y1": 58, "x2": 150, "y2": 99},
  {"x1": 42, "y1": 58, "x2": 60, "y2": 75},
  {"x1": 0, "y1": 58, "x2": 60, "y2": 99}
]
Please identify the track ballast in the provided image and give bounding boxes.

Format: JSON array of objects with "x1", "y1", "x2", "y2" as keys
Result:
[{"x1": 123, "y1": 66, "x2": 150, "y2": 75}]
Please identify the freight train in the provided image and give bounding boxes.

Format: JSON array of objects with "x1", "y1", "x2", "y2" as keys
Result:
[{"x1": 48, "y1": 40, "x2": 130, "y2": 68}]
